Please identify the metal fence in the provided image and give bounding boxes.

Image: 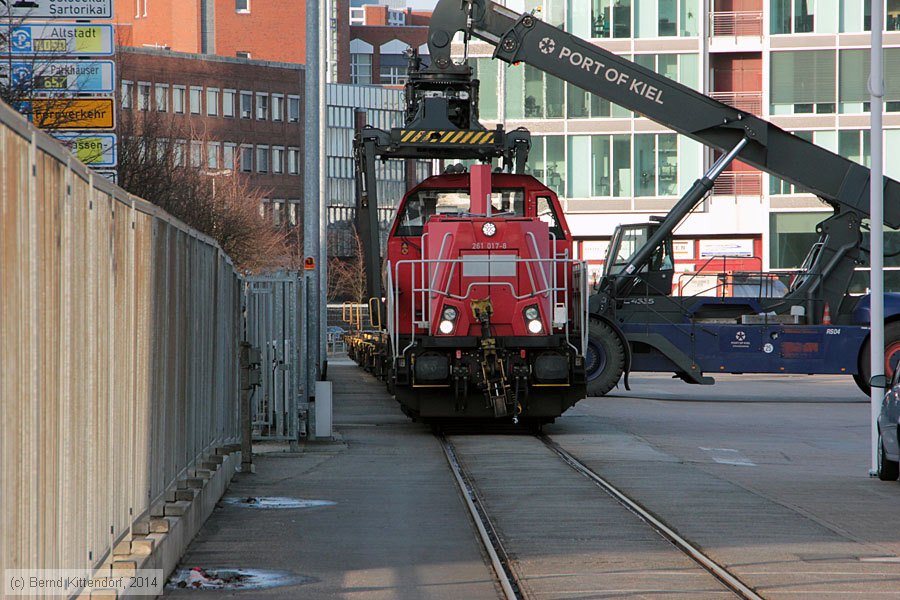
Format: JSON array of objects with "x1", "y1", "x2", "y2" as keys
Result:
[
  {"x1": 243, "y1": 273, "x2": 303, "y2": 441},
  {"x1": 0, "y1": 101, "x2": 242, "y2": 585}
]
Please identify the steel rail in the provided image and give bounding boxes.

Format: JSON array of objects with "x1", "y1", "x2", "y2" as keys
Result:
[
  {"x1": 538, "y1": 434, "x2": 764, "y2": 600},
  {"x1": 438, "y1": 435, "x2": 523, "y2": 600}
]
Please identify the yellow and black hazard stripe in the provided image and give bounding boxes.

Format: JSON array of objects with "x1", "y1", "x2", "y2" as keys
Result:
[{"x1": 397, "y1": 129, "x2": 498, "y2": 145}]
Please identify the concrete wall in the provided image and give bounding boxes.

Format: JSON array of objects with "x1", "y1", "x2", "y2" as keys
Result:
[{"x1": 0, "y1": 99, "x2": 242, "y2": 589}]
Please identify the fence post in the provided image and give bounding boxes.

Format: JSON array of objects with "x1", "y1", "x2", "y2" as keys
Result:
[{"x1": 240, "y1": 341, "x2": 260, "y2": 473}]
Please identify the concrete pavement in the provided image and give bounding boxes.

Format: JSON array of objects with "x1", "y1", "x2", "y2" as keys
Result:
[{"x1": 163, "y1": 360, "x2": 498, "y2": 599}]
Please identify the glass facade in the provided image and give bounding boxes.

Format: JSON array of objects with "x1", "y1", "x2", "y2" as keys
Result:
[{"x1": 451, "y1": 0, "x2": 900, "y2": 274}]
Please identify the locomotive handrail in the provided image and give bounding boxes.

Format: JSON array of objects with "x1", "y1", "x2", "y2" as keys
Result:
[
  {"x1": 428, "y1": 232, "x2": 456, "y2": 296},
  {"x1": 391, "y1": 256, "x2": 589, "y2": 359},
  {"x1": 526, "y1": 231, "x2": 554, "y2": 300}
]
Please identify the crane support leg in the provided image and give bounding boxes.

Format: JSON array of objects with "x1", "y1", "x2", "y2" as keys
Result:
[{"x1": 355, "y1": 136, "x2": 384, "y2": 305}]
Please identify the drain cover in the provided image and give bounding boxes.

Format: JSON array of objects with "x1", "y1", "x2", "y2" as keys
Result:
[
  {"x1": 168, "y1": 568, "x2": 315, "y2": 590},
  {"x1": 220, "y1": 496, "x2": 336, "y2": 509}
]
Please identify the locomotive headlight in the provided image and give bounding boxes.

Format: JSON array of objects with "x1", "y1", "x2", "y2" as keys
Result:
[
  {"x1": 443, "y1": 306, "x2": 458, "y2": 321},
  {"x1": 438, "y1": 320, "x2": 455, "y2": 334},
  {"x1": 482, "y1": 222, "x2": 497, "y2": 237},
  {"x1": 524, "y1": 304, "x2": 543, "y2": 334}
]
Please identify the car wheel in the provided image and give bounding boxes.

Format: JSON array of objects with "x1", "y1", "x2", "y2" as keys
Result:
[
  {"x1": 878, "y1": 431, "x2": 899, "y2": 481},
  {"x1": 585, "y1": 320, "x2": 625, "y2": 397}
]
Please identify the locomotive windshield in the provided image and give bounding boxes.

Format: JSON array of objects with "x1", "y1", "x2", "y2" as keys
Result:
[{"x1": 396, "y1": 188, "x2": 525, "y2": 236}]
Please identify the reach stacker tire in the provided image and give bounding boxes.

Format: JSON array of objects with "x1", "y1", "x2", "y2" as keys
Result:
[{"x1": 585, "y1": 320, "x2": 625, "y2": 398}]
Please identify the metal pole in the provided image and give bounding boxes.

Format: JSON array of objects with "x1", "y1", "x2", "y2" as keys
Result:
[
  {"x1": 869, "y1": 0, "x2": 885, "y2": 476},
  {"x1": 304, "y1": 0, "x2": 320, "y2": 400},
  {"x1": 319, "y1": 0, "x2": 329, "y2": 374}
]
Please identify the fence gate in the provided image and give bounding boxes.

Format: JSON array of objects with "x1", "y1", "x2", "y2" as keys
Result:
[{"x1": 243, "y1": 273, "x2": 303, "y2": 441}]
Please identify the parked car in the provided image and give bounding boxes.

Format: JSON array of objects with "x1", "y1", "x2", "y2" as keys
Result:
[{"x1": 877, "y1": 369, "x2": 900, "y2": 480}]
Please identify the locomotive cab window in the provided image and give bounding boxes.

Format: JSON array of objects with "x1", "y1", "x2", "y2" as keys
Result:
[
  {"x1": 536, "y1": 196, "x2": 564, "y2": 239},
  {"x1": 396, "y1": 188, "x2": 525, "y2": 236}
]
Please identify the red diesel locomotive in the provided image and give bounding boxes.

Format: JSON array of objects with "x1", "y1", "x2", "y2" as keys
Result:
[{"x1": 377, "y1": 163, "x2": 589, "y2": 424}]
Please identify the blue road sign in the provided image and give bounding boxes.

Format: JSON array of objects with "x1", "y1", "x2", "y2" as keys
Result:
[
  {"x1": 4, "y1": 24, "x2": 115, "y2": 56},
  {"x1": 11, "y1": 60, "x2": 115, "y2": 94},
  {"x1": 52, "y1": 132, "x2": 117, "y2": 168}
]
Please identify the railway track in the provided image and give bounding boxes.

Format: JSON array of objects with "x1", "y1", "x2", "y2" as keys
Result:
[{"x1": 439, "y1": 432, "x2": 765, "y2": 600}]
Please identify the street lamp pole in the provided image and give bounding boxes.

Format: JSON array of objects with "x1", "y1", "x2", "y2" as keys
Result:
[{"x1": 304, "y1": 0, "x2": 321, "y2": 403}]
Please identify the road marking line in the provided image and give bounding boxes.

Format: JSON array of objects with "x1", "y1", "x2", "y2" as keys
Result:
[{"x1": 700, "y1": 447, "x2": 756, "y2": 466}]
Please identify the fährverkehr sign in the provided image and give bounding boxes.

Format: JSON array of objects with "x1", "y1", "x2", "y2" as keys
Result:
[{"x1": 0, "y1": 0, "x2": 113, "y2": 20}]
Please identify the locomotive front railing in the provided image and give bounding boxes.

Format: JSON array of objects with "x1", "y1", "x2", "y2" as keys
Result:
[{"x1": 386, "y1": 255, "x2": 589, "y2": 361}]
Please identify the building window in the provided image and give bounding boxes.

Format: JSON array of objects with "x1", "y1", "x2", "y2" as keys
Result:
[
  {"x1": 272, "y1": 146, "x2": 284, "y2": 174},
  {"x1": 174, "y1": 140, "x2": 186, "y2": 167},
  {"x1": 771, "y1": 50, "x2": 836, "y2": 115},
  {"x1": 288, "y1": 147, "x2": 300, "y2": 175},
  {"x1": 191, "y1": 141, "x2": 203, "y2": 168},
  {"x1": 240, "y1": 145, "x2": 253, "y2": 172},
  {"x1": 236, "y1": 51, "x2": 251, "y2": 59},
  {"x1": 271, "y1": 200, "x2": 283, "y2": 226},
  {"x1": 771, "y1": 0, "x2": 815, "y2": 34},
  {"x1": 121, "y1": 80, "x2": 133, "y2": 109},
  {"x1": 190, "y1": 86, "x2": 202, "y2": 115},
  {"x1": 589, "y1": 0, "x2": 632, "y2": 38},
  {"x1": 525, "y1": 136, "x2": 566, "y2": 196},
  {"x1": 351, "y1": 53, "x2": 372, "y2": 84},
  {"x1": 256, "y1": 145, "x2": 269, "y2": 173},
  {"x1": 173, "y1": 86, "x2": 185, "y2": 114},
  {"x1": 155, "y1": 84, "x2": 168, "y2": 112},
  {"x1": 379, "y1": 60, "x2": 408, "y2": 85},
  {"x1": 288, "y1": 95, "x2": 300, "y2": 122},
  {"x1": 207, "y1": 88, "x2": 219, "y2": 116},
  {"x1": 272, "y1": 94, "x2": 284, "y2": 122},
  {"x1": 223, "y1": 143, "x2": 237, "y2": 170},
  {"x1": 634, "y1": 133, "x2": 677, "y2": 196},
  {"x1": 207, "y1": 142, "x2": 220, "y2": 169},
  {"x1": 138, "y1": 82, "x2": 151, "y2": 111},
  {"x1": 770, "y1": 212, "x2": 829, "y2": 268},
  {"x1": 256, "y1": 93, "x2": 269, "y2": 120},
  {"x1": 236, "y1": 0, "x2": 249, "y2": 13},
  {"x1": 839, "y1": 48, "x2": 900, "y2": 113},
  {"x1": 564, "y1": 134, "x2": 632, "y2": 197},
  {"x1": 223, "y1": 89, "x2": 236, "y2": 118},
  {"x1": 287, "y1": 200, "x2": 300, "y2": 226},
  {"x1": 240, "y1": 91, "x2": 252, "y2": 118}
]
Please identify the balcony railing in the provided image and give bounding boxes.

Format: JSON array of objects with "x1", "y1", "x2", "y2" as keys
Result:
[
  {"x1": 711, "y1": 171, "x2": 763, "y2": 197},
  {"x1": 709, "y1": 91, "x2": 763, "y2": 116},
  {"x1": 710, "y1": 10, "x2": 763, "y2": 37}
]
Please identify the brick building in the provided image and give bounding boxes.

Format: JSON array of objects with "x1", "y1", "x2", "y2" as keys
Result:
[
  {"x1": 114, "y1": 0, "x2": 430, "y2": 77},
  {"x1": 114, "y1": 0, "x2": 308, "y2": 63},
  {"x1": 341, "y1": 2, "x2": 431, "y2": 85},
  {"x1": 117, "y1": 47, "x2": 305, "y2": 225}
]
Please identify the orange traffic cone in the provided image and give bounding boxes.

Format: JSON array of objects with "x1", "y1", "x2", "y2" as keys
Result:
[{"x1": 822, "y1": 302, "x2": 832, "y2": 325}]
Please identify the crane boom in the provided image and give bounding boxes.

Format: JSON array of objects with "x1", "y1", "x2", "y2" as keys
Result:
[{"x1": 426, "y1": 0, "x2": 900, "y2": 227}]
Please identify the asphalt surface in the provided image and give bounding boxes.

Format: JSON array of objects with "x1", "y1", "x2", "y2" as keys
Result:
[
  {"x1": 548, "y1": 373, "x2": 900, "y2": 599},
  {"x1": 163, "y1": 358, "x2": 498, "y2": 599},
  {"x1": 164, "y1": 366, "x2": 900, "y2": 599}
]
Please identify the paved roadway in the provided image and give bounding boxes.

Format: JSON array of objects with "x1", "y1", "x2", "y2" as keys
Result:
[
  {"x1": 546, "y1": 373, "x2": 900, "y2": 598},
  {"x1": 165, "y1": 366, "x2": 900, "y2": 599}
]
